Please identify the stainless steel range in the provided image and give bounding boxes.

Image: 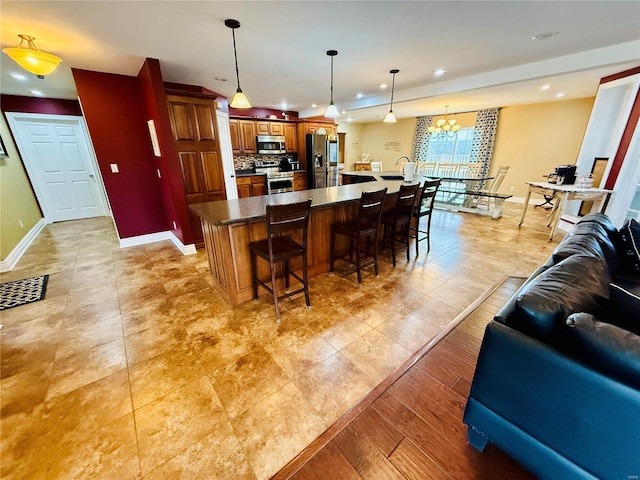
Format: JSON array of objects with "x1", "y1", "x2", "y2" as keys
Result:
[{"x1": 255, "y1": 160, "x2": 294, "y2": 194}]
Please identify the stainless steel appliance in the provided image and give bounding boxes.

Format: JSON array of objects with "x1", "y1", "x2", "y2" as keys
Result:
[
  {"x1": 306, "y1": 134, "x2": 339, "y2": 189},
  {"x1": 256, "y1": 135, "x2": 286, "y2": 154},
  {"x1": 255, "y1": 160, "x2": 294, "y2": 193},
  {"x1": 278, "y1": 155, "x2": 300, "y2": 171}
]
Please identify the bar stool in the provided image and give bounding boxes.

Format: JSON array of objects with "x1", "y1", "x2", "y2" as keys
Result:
[
  {"x1": 380, "y1": 183, "x2": 420, "y2": 266},
  {"x1": 249, "y1": 199, "x2": 312, "y2": 323},
  {"x1": 329, "y1": 188, "x2": 387, "y2": 284},
  {"x1": 410, "y1": 178, "x2": 441, "y2": 256}
]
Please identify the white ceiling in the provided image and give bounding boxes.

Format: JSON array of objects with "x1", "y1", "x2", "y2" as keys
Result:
[{"x1": 1, "y1": 1, "x2": 639, "y2": 123}]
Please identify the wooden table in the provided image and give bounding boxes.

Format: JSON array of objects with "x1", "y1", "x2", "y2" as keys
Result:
[
  {"x1": 519, "y1": 181, "x2": 613, "y2": 240},
  {"x1": 190, "y1": 180, "x2": 416, "y2": 307}
]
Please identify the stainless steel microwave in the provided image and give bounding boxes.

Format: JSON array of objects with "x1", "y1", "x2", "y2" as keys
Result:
[{"x1": 256, "y1": 135, "x2": 286, "y2": 154}]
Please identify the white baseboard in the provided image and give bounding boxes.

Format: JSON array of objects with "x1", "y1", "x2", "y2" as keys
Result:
[
  {"x1": 0, "y1": 218, "x2": 47, "y2": 272},
  {"x1": 118, "y1": 230, "x2": 196, "y2": 255}
]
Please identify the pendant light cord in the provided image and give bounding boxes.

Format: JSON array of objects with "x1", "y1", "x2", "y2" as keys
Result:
[
  {"x1": 231, "y1": 28, "x2": 242, "y2": 91},
  {"x1": 389, "y1": 72, "x2": 396, "y2": 109},
  {"x1": 329, "y1": 55, "x2": 334, "y2": 103}
]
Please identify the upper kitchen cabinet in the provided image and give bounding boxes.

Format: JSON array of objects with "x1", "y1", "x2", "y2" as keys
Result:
[
  {"x1": 301, "y1": 122, "x2": 337, "y2": 135},
  {"x1": 283, "y1": 123, "x2": 298, "y2": 153},
  {"x1": 229, "y1": 118, "x2": 257, "y2": 154},
  {"x1": 256, "y1": 121, "x2": 284, "y2": 136}
]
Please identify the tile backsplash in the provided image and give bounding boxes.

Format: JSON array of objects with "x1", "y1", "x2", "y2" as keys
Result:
[{"x1": 234, "y1": 154, "x2": 285, "y2": 170}]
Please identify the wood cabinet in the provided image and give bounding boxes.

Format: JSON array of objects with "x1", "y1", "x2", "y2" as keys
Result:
[
  {"x1": 167, "y1": 94, "x2": 226, "y2": 244},
  {"x1": 256, "y1": 121, "x2": 284, "y2": 136},
  {"x1": 283, "y1": 123, "x2": 298, "y2": 153},
  {"x1": 236, "y1": 175, "x2": 267, "y2": 198},
  {"x1": 229, "y1": 119, "x2": 257, "y2": 154},
  {"x1": 293, "y1": 171, "x2": 307, "y2": 191}
]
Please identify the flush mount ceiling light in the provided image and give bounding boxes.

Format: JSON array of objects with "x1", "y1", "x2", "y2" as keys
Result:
[
  {"x1": 225, "y1": 19, "x2": 251, "y2": 109},
  {"x1": 324, "y1": 50, "x2": 340, "y2": 118},
  {"x1": 2, "y1": 34, "x2": 61, "y2": 76},
  {"x1": 433, "y1": 68, "x2": 447, "y2": 77},
  {"x1": 428, "y1": 105, "x2": 461, "y2": 137},
  {"x1": 383, "y1": 69, "x2": 399, "y2": 123}
]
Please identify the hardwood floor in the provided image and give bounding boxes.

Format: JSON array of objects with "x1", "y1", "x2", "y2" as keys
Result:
[{"x1": 272, "y1": 276, "x2": 534, "y2": 480}]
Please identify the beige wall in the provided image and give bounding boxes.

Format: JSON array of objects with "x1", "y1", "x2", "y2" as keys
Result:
[
  {"x1": 0, "y1": 115, "x2": 43, "y2": 261},
  {"x1": 347, "y1": 98, "x2": 594, "y2": 199},
  {"x1": 336, "y1": 122, "x2": 364, "y2": 171},
  {"x1": 491, "y1": 98, "x2": 595, "y2": 198}
]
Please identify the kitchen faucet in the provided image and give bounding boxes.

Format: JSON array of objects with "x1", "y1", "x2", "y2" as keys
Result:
[{"x1": 395, "y1": 155, "x2": 412, "y2": 165}]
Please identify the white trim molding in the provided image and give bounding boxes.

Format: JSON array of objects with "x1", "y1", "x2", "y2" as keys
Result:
[
  {"x1": 118, "y1": 230, "x2": 196, "y2": 255},
  {"x1": 0, "y1": 218, "x2": 47, "y2": 272}
]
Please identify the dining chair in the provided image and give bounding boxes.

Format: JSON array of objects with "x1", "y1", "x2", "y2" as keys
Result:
[
  {"x1": 249, "y1": 199, "x2": 312, "y2": 323},
  {"x1": 475, "y1": 165, "x2": 510, "y2": 209},
  {"x1": 410, "y1": 178, "x2": 441, "y2": 256},
  {"x1": 380, "y1": 183, "x2": 421, "y2": 266},
  {"x1": 329, "y1": 188, "x2": 387, "y2": 284}
]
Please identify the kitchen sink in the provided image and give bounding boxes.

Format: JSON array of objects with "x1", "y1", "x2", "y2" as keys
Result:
[{"x1": 380, "y1": 175, "x2": 404, "y2": 180}]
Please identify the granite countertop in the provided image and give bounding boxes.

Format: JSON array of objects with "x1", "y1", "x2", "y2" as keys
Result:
[
  {"x1": 342, "y1": 170, "x2": 410, "y2": 182},
  {"x1": 190, "y1": 179, "x2": 417, "y2": 226},
  {"x1": 234, "y1": 171, "x2": 265, "y2": 178}
]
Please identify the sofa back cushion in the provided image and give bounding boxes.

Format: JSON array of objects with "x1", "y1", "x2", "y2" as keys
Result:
[
  {"x1": 509, "y1": 255, "x2": 611, "y2": 341},
  {"x1": 556, "y1": 221, "x2": 619, "y2": 271},
  {"x1": 607, "y1": 282, "x2": 640, "y2": 335}
]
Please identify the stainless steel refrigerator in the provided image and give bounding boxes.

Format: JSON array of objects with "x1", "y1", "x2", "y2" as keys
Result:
[{"x1": 306, "y1": 134, "x2": 339, "y2": 188}]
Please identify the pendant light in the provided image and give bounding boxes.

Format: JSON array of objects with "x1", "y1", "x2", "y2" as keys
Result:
[
  {"x1": 324, "y1": 50, "x2": 340, "y2": 118},
  {"x1": 383, "y1": 69, "x2": 399, "y2": 123},
  {"x1": 2, "y1": 34, "x2": 61, "y2": 76},
  {"x1": 225, "y1": 19, "x2": 251, "y2": 109}
]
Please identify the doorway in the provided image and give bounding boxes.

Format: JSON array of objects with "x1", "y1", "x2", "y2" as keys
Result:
[{"x1": 6, "y1": 113, "x2": 108, "y2": 222}]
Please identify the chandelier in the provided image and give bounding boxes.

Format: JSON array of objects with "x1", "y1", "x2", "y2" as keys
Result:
[
  {"x1": 428, "y1": 105, "x2": 461, "y2": 137},
  {"x1": 2, "y1": 34, "x2": 61, "y2": 76}
]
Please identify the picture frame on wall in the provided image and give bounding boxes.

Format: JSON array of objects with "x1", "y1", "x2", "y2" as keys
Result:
[{"x1": 0, "y1": 135, "x2": 7, "y2": 158}]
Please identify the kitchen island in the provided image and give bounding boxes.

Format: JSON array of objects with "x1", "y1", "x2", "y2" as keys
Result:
[{"x1": 190, "y1": 180, "x2": 416, "y2": 307}]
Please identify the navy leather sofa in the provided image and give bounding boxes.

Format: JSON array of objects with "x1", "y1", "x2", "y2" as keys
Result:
[{"x1": 463, "y1": 213, "x2": 640, "y2": 479}]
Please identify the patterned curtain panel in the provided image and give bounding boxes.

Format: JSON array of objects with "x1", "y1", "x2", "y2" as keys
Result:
[
  {"x1": 411, "y1": 116, "x2": 433, "y2": 162},
  {"x1": 470, "y1": 108, "x2": 500, "y2": 187}
]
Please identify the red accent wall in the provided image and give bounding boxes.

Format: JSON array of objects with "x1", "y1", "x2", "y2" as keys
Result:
[
  {"x1": 0, "y1": 95, "x2": 82, "y2": 116},
  {"x1": 72, "y1": 68, "x2": 168, "y2": 239},
  {"x1": 138, "y1": 59, "x2": 191, "y2": 244}
]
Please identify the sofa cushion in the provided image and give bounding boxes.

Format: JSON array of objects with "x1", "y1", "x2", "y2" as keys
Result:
[
  {"x1": 607, "y1": 282, "x2": 640, "y2": 335},
  {"x1": 618, "y1": 218, "x2": 640, "y2": 275},
  {"x1": 561, "y1": 222, "x2": 619, "y2": 271},
  {"x1": 579, "y1": 212, "x2": 619, "y2": 240},
  {"x1": 510, "y1": 255, "x2": 610, "y2": 340},
  {"x1": 566, "y1": 312, "x2": 640, "y2": 389},
  {"x1": 552, "y1": 234, "x2": 604, "y2": 265}
]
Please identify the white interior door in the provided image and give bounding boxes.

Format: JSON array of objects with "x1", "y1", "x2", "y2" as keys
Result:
[{"x1": 7, "y1": 113, "x2": 107, "y2": 222}]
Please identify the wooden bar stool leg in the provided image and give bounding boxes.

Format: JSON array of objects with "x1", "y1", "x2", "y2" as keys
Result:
[
  {"x1": 250, "y1": 251, "x2": 259, "y2": 300},
  {"x1": 284, "y1": 260, "x2": 290, "y2": 289},
  {"x1": 355, "y1": 235, "x2": 362, "y2": 285},
  {"x1": 302, "y1": 255, "x2": 311, "y2": 308},
  {"x1": 391, "y1": 223, "x2": 397, "y2": 267},
  {"x1": 405, "y1": 224, "x2": 411, "y2": 262},
  {"x1": 270, "y1": 262, "x2": 281, "y2": 323}
]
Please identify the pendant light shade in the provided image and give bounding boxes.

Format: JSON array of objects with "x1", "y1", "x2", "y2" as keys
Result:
[
  {"x1": 2, "y1": 34, "x2": 61, "y2": 76},
  {"x1": 225, "y1": 19, "x2": 252, "y2": 109},
  {"x1": 383, "y1": 69, "x2": 399, "y2": 123},
  {"x1": 324, "y1": 50, "x2": 340, "y2": 118}
]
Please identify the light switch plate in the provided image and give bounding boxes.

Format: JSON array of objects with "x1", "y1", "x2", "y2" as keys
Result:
[{"x1": 110, "y1": 163, "x2": 119, "y2": 173}]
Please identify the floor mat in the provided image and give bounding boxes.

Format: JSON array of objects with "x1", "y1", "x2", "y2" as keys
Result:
[{"x1": 0, "y1": 274, "x2": 49, "y2": 311}]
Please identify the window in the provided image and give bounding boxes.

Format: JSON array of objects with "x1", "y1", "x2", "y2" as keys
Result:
[{"x1": 423, "y1": 127, "x2": 474, "y2": 164}]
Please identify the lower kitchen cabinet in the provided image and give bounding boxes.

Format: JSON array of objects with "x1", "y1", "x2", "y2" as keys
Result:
[
  {"x1": 293, "y1": 171, "x2": 307, "y2": 191},
  {"x1": 236, "y1": 175, "x2": 267, "y2": 197}
]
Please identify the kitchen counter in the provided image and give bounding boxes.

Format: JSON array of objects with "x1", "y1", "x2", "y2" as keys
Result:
[
  {"x1": 190, "y1": 179, "x2": 415, "y2": 306},
  {"x1": 190, "y1": 179, "x2": 414, "y2": 227},
  {"x1": 234, "y1": 171, "x2": 265, "y2": 178}
]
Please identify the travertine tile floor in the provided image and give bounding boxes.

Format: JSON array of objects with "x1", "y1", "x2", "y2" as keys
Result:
[{"x1": 1, "y1": 203, "x2": 559, "y2": 479}]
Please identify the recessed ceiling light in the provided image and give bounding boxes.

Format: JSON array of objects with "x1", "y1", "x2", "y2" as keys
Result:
[
  {"x1": 341, "y1": 110, "x2": 346, "y2": 114},
  {"x1": 280, "y1": 102, "x2": 288, "y2": 109},
  {"x1": 29, "y1": 89, "x2": 44, "y2": 96},
  {"x1": 311, "y1": 103, "x2": 317, "y2": 108},
  {"x1": 433, "y1": 68, "x2": 447, "y2": 77},
  {"x1": 10, "y1": 72, "x2": 28, "y2": 81},
  {"x1": 532, "y1": 31, "x2": 559, "y2": 41},
  {"x1": 355, "y1": 93, "x2": 364, "y2": 99},
  {"x1": 214, "y1": 77, "x2": 227, "y2": 82},
  {"x1": 379, "y1": 83, "x2": 388, "y2": 89},
  {"x1": 347, "y1": 117, "x2": 353, "y2": 123},
  {"x1": 540, "y1": 84, "x2": 551, "y2": 91},
  {"x1": 555, "y1": 92, "x2": 566, "y2": 98}
]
